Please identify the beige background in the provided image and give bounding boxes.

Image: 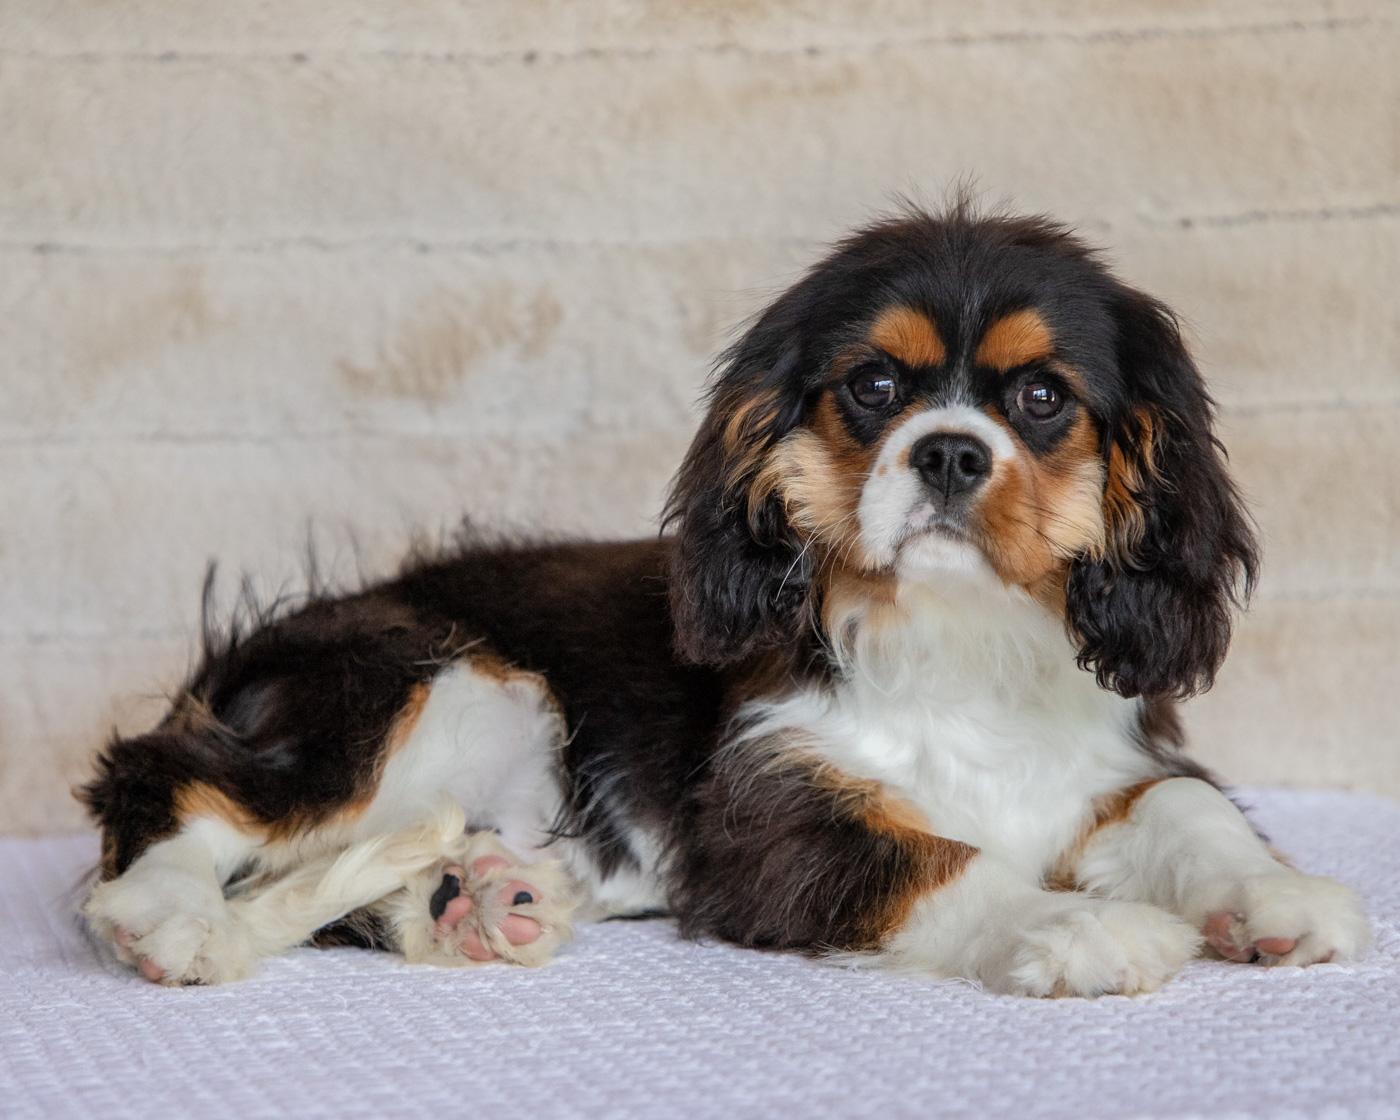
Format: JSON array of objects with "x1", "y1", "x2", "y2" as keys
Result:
[{"x1": 2, "y1": 1, "x2": 1398, "y2": 835}]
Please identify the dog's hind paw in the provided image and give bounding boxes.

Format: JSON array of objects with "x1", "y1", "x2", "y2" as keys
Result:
[{"x1": 388, "y1": 832, "x2": 576, "y2": 968}]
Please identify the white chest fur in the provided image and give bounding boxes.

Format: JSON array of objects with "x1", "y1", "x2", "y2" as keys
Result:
[{"x1": 738, "y1": 568, "x2": 1154, "y2": 876}]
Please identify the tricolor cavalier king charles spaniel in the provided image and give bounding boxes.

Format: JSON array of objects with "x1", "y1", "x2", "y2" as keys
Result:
[{"x1": 82, "y1": 206, "x2": 1370, "y2": 996}]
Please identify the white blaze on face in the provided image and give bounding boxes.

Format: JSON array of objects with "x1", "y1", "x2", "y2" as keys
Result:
[{"x1": 856, "y1": 404, "x2": 1018, "y2": 576}]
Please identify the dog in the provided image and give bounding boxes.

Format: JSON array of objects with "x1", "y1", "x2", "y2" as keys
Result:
[{"x1": 80, "y1": 204, "x2": 1371, "y2": 995}]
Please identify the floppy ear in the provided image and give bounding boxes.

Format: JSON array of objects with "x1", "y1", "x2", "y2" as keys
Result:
[
  {"x1": 1066, "y1": 288, "x2": 1260, "y2": 700},
  {"x1": 663, "y1": 346, "x2": 811, "y2": 666}
]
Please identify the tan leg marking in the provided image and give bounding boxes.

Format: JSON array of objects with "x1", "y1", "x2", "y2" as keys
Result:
[
  {"x1": 1047, "y1": 780, "x2": 1163, "y2": 891},
  {"x1": 173, "y1": 679, "x2": 436, "y2": 843},
  {"x1": 809, "y1": 764, "x2": 978, "y2": 945}
]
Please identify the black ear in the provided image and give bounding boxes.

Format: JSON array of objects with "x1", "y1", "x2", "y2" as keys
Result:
[
  {"x1": 1067, "y1": 288, "x2": 1260, "y2": 699},
  {"x1": 663, "y1": 346, "x2": 811, "y2": 666}
]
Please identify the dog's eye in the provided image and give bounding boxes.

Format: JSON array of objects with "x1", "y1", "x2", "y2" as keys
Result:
[
  {"x1": 848, "y1": 368, "x2": 898, "y2": 410},
  {"x1": 1017, "y1": 382, "x2": 1063, "y2": 421}
]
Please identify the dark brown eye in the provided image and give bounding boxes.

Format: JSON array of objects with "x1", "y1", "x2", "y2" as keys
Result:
[
  {"x1": 1017, "y1": 382, "x2": 1063, "y2": 421},
  {"x1": 848, "y1": 368, "x2": 898, "y2": 410}
]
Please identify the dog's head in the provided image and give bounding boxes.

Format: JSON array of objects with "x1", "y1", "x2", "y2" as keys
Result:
[{"x1": 664, "y1": 206, "x2": 1258, "y2": 700}]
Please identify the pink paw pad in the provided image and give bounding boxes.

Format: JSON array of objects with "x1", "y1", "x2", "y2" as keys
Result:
[
  {"x1": 1204, "y1": 911, "x2": 1298, "y2": 962},
  {"x1": 428, "y1": 861, "x2": 544, "y2": 962},
  {"x1": 113, "y1": 926, "x2": 167, "y2": 982}
]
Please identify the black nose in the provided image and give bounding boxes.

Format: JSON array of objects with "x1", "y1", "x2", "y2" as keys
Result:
[{"x1": 910, "y1": 433, "x2": 992, "y2": 499}]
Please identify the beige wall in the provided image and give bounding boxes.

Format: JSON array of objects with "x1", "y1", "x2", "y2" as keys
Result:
[{"x1": 2, "y1": 1, "x2": 1397, "y2": 834}]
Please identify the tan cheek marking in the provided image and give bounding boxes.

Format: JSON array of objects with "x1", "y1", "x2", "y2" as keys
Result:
[
  {"x1": 975, "y1": 308, "x2": 1054, "y2": 371},
  {"x1": 974, "y1": 409, "x2": 1105, "y2": 594},
  {"x1": 758, "y1": 390, "x2": 939, "y2": 578},
  {"x1": 1047, "y1": 779, "x2": 1162, "y2": 890},
  {"x1": 753, "y1": 430, "x2": 843, "y2": 531},
  {"x1": 868, "y1": 305, "x2": 946, "y2": 367},
  {"x1": 757, "y1": 399, "x2": 871, "y2": 559},
  {"x1": 1038, "y1": 412, "x2": 1107, "y2": 559},
  {"x1": 968, "y1": 409, "x2": 1055, "y2": 588},
  {"x1": 1050, "y1": 459, "x2": 1107, "y2": 557},
  {"x1": 976, "y1": 453, "x2": 1038, "y2": 580}
]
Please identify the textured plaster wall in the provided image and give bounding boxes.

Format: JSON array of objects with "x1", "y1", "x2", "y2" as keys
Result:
[{"x1": 2, "y1": 1, "x2": 1397, "y2": 833}]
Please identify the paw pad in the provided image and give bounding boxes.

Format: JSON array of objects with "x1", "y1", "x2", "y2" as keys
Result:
[
  {"x1": 430, "y1": 862, "x2": 546, "y2": 962},
  {"x1": 391, "y1": 833, "x2": 575, "y2": 970},
  {"x1": 1202, "y1": 871, "x2": 1367, "y2": 967},
  {"x1": 428, "y1": 873, "x2": 461, "y2": 921}
]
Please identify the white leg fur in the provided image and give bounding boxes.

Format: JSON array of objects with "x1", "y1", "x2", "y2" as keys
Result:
[
  {"x1": 87, "y1": 802, "x2": 578, "y2": 984},
  {"x1": 883, "y1": 854, "x2": 1200, "y2": 997},
  {"x1": 223, "y1": 802, "x2": 477, "y2": 961},
  {"x1": 85, "y1": 810, "x2": 469, "y2": 984},
  {"x1": 87, "y1": 649, "x2": 584, "y2": 985},
  {"x1": 84, "y1": 818, "x2": 259, "y2": 985},
  {"x1": 1075, "y1": 778, "x2": 1371, "y2": 965},
  {"x1": 213, "y1": 803, "x2": 573, "y2": 979}
]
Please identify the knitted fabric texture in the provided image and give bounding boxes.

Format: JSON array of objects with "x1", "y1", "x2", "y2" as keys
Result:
[{"x1": 3, "y1": 788, "x2": 1396, "y2": 1119}]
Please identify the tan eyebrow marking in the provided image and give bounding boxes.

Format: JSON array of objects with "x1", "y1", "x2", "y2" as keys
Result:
[
  {"x1": 975, "y1": 308, "x2": 1055, "y2": 371},
  {"x1": 868, "y1": 306, "x2": 946, "y2": 368}
]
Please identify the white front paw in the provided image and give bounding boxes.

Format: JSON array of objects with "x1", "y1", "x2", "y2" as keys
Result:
[
  {"x1": 995, "y1": 898, "x2": 1200, "y2": 998},
  {"x1": 1203, "y1": 872, "x2": 1371, "y2": 966},
  {"x1": 85, "y1": 869, "x2": 254, "y2": 986}
]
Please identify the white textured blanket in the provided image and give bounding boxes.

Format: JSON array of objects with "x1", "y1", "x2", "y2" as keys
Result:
[{"x1": 3, "y1": 789, "x2": 1397, "y2": 1119}]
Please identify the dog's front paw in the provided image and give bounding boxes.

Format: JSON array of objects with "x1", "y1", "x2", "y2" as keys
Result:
[
  {"x1": 995, "y1": 898, "x2": 1200, "y2": 998},
  {"x1": 1203, "y1": 872, "x2": 1370, "y2": 966},
  {"x1": 85, "y1": 869, "x2": 254, "y2": 986}
]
